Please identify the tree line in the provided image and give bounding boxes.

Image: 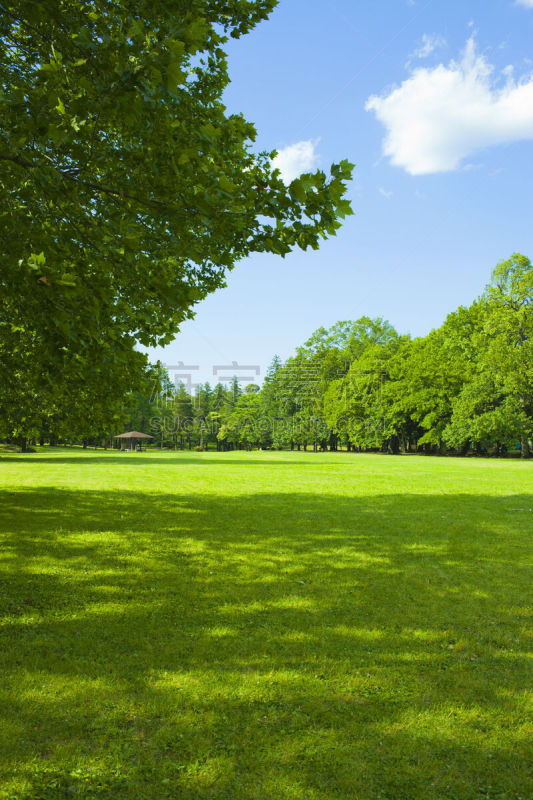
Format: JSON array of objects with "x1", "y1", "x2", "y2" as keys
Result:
[
  {"x1": 132, "y1": 253, "x2": 533, "y2": 459},
  {"x1": 3, "y1": 253, "x2": 531, "y2": 457}
]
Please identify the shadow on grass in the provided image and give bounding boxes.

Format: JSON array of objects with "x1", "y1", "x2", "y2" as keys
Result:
[
  {"x1": 0, "y1": 487, "x2": 531, "y2": 799},
  {"x1": 1, "y1": 453, "x2": 329, "y2": 467}
]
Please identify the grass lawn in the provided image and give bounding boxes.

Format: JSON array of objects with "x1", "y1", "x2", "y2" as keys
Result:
[{"x1": 0, "y1": 449, "x2": 531, "y2": 800}]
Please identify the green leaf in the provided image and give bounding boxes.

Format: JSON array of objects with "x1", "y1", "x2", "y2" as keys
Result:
[
  {"x1": 28, "y1": 251, "x2": 46, "y2": 268},
  {"x1": 289, "y1": 179, "x2": 306, "y2": 204},
  {"x1": 218, "y1": 176, "x2": 236, "y2": 194},
  {"x1": 57, "y1": 274, "x2": 77, "y2": 286},
  {"x1": 336, "y1": 200, "x2": 353, "y2": 220},
  {"x1": 48, "y1": 124, "x2": 67, "y2": 144},
  {"x1": 200, "y1": 123, "x2": 217, "y2": 142},
  {"x1": 167, "y1": 62, "x2": 186, "y2": 93},
  {"x1": 166, "y1": 39, "x2": 186, "y2": 58}
]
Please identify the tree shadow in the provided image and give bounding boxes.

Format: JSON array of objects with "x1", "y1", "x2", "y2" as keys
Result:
[
  {"x1": 0, "y1": 487, "x2": 531, "y2": 799},
  {"x1": 2, "y1": 453, "x2": 325, "y2": 467}
]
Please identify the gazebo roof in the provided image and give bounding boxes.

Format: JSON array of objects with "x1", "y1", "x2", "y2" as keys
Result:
[{"x1": 114, "y1": 431, "x2": 154, "y2": 439}]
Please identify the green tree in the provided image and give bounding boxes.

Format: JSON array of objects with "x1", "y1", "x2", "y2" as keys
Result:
[
  {"x1": 325, "y1": 330, "x2": 406, "y2": 452},
  {"x1": 172, "y1": 382, "x2": 194, "y2": 449},
  {"x1": 192, "y1": 382, "x2": 214, "y2": 449},
  {"x1": 390, "y1": 303, "x2": 482, "y2": 453},
  {"x1": 0, "y1": 0, "x2": 353, "y2": 440},
  {"x1": 444, "y1": 255, "x2": 533, "y2": 457},
  {"x1": 484, "y1": 254, "x2": 533, "y2": 457},
  {"x1": 0, "y1": 326, "x2": 150, "y2": 450}
]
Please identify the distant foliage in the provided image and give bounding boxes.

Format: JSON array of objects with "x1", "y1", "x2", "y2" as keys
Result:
[
  {"x1": 147, "y1": 254, "x2": 531, "y2": 459},
  {"x1": 3, "y1": 254, "x2": 532, "y2": 457}
]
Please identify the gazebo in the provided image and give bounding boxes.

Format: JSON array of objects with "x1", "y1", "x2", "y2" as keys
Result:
[{"x1": 114, "y1": 431, "x2": 154, "y2": 451}]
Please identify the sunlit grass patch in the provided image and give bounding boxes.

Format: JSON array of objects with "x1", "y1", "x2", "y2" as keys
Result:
[{"x1": 0, "y1": 448, "x2": 531, "y2": 799}]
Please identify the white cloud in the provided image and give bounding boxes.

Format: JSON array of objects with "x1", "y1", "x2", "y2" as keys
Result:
[
  {"x1": 366, "y1": 38, "x2": 533, "y2": 175},
  {"x1": 409, "y1": 33, "x2": 446, "y2": 62},
  {"x1": 379, "y1": 188, "x2": 393, "y2": 199},
  {"x1": 271, "y1": 140, "x2": 319, "y2": 183},
  {"x1": 516, "y1": 0, "x2": 533, "y2": 8}
]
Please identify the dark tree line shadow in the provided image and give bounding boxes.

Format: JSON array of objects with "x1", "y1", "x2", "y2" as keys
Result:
[
  {"x1": 0, "y1": 487, "x2": 531, "y2": 799},
  {"x1": 1, "y1": 453, "x2": 361, "y2": 467}
]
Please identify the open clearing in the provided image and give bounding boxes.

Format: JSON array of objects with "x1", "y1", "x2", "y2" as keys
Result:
[{"x1": 0, "y1": 449, "x2": 531, "y2": 799}]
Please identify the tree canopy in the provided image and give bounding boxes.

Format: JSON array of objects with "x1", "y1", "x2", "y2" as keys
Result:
[
  {"x1": 0, "y1": 0, "x2": 354, "y2": 443},
  {"x1": 119, "y1": 253, "x2": 531, "y2": 459}
]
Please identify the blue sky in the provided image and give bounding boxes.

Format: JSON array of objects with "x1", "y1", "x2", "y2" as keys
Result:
[{"x1": 147, "y1": 0, "x2": 533, "y2": 391}]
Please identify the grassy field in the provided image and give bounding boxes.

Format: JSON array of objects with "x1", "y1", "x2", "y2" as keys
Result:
[{"x1": 0, "y1": 449, "x2": 531, "y2": 800}]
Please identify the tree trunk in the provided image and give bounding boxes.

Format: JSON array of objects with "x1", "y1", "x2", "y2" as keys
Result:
[{"x1": 388, "y1": 436, "x2": 400, "y2": 455}]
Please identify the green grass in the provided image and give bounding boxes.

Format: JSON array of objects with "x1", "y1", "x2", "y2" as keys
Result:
[{"x1": 0, "y1": 449, "x2": 531, "y2": 800}]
